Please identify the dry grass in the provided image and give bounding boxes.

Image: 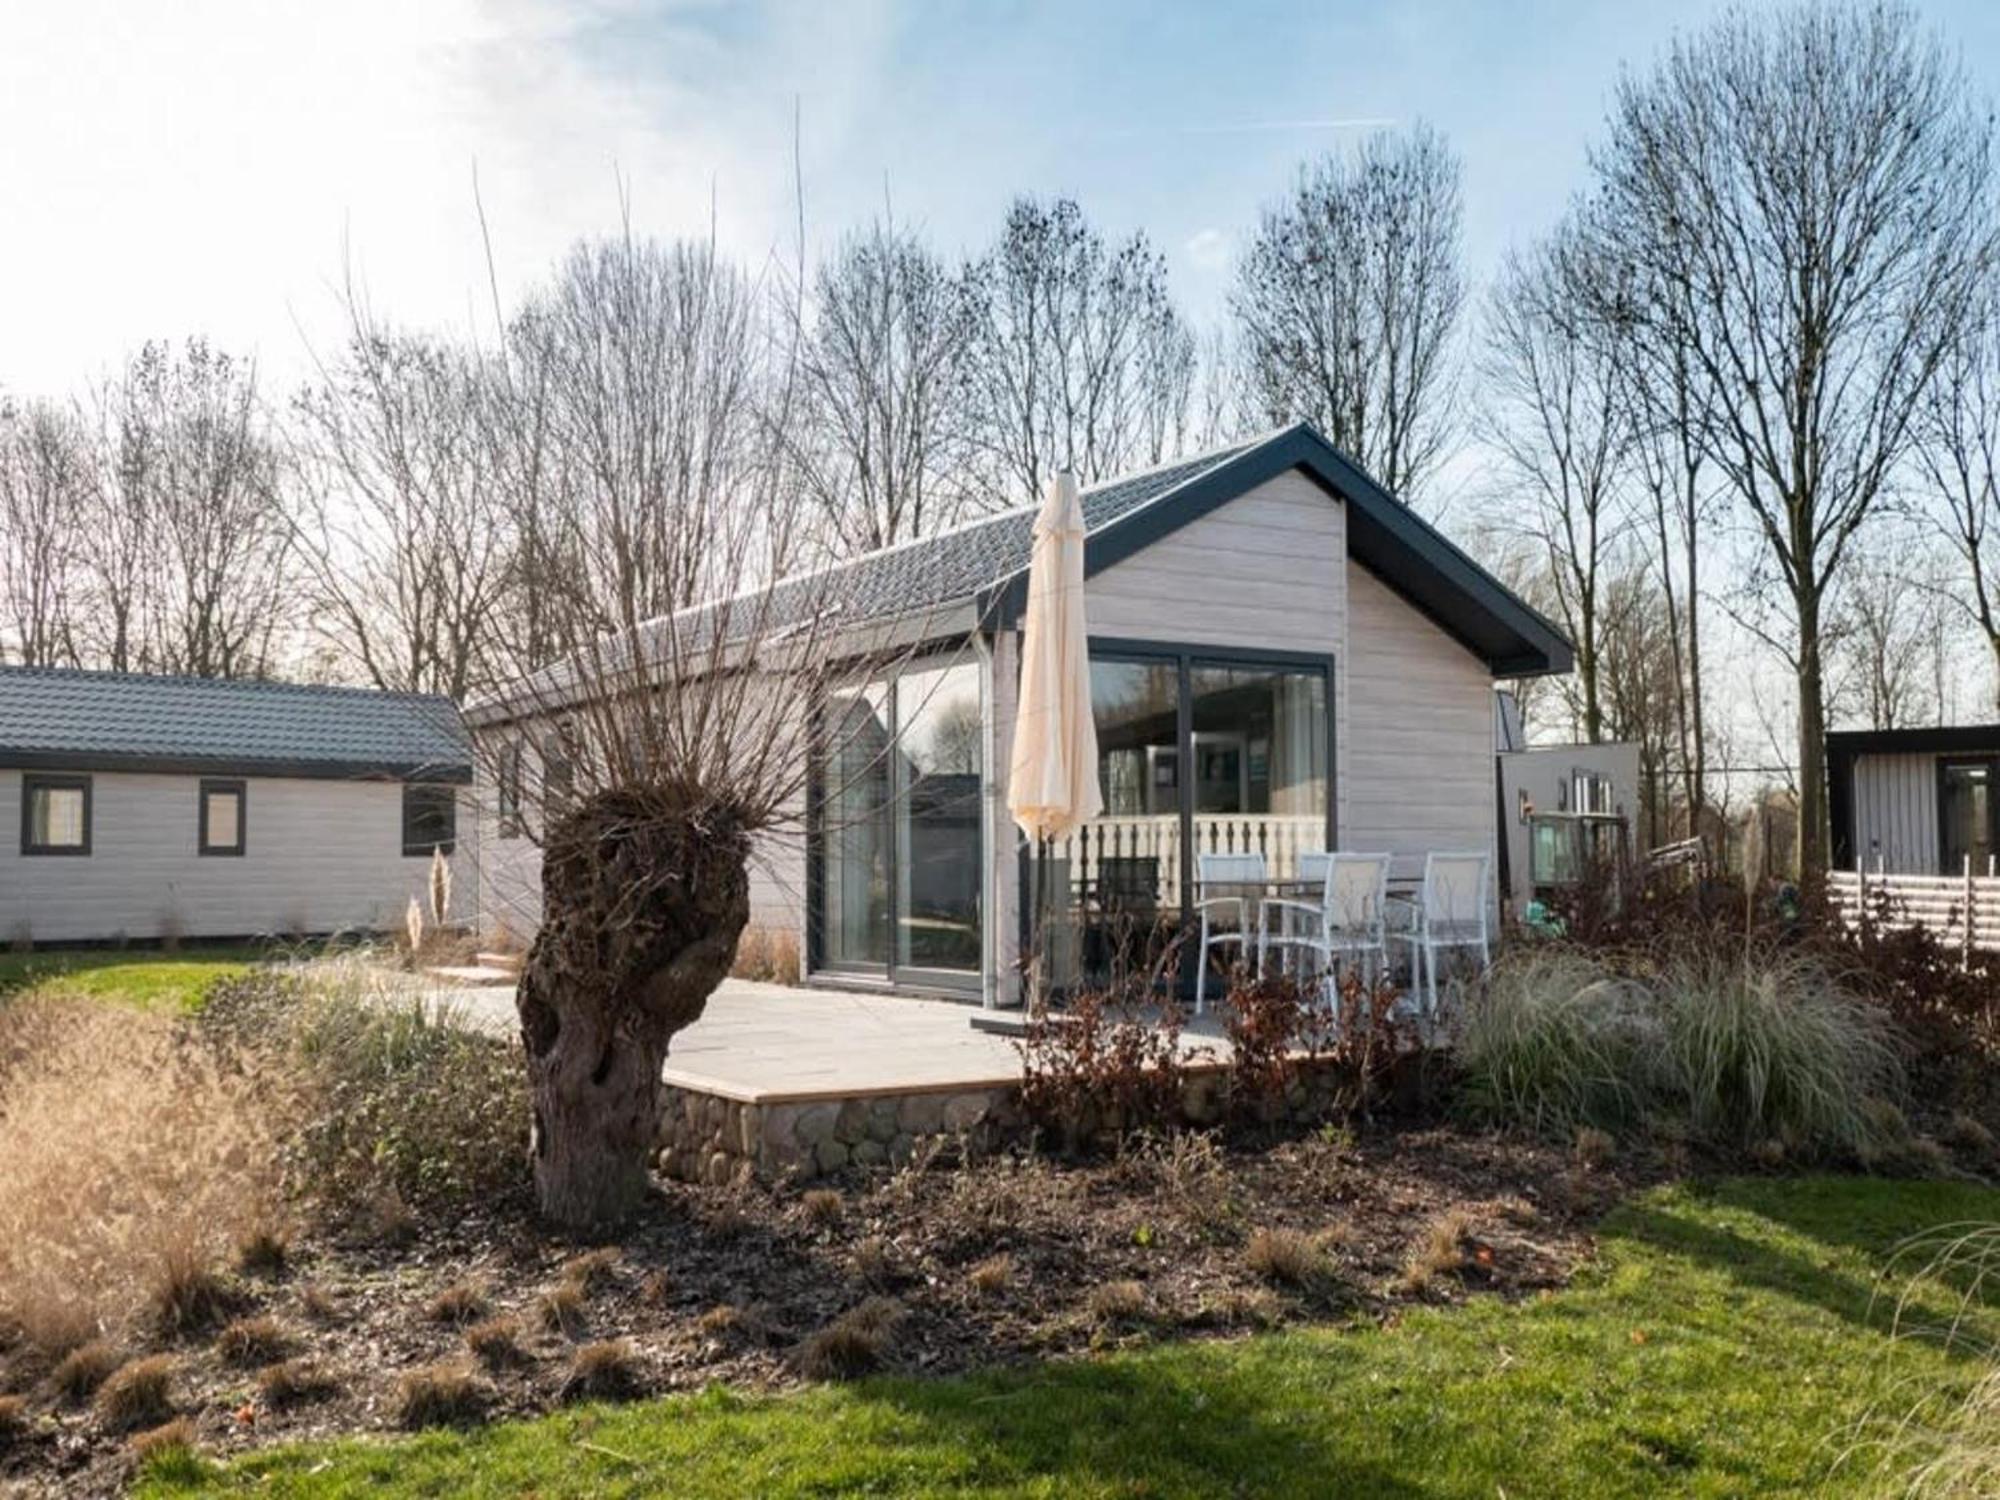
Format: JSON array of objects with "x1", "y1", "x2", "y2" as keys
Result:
[
  {"x1": 0, "y1": 999, "x2": 289, "y2": 1358},
  {"x1": 150, "y1": 1239, "x2": 242, "y2": 1335},
  {"x1": 1573, "y1": 1126, "x2": 1617, "y2": 1168},
  {"x1": 233, "y1": 1224, "x2": 290, "y2": 1278},
  {"x1": 559, "y1": 1339, "x2": 643, "y2": 1403},
  {"x1": 215, "y1": 1315, "x2": 292, "y2": 1367},
  {"x1": 1398, "y1": 1210, "x2": 1474, "y2": 1295},
  {"x1": 1944, "y1": 1112, "x2": 1998, "y2": 1156},
  {"x1": 801, "y1": 1188, "x2": 844, "y2": 1227},
  {"x1": 536, "y1": 1281, "x2": 587, "y2": 1339},
  {"x1": 426, "y1": 1280, "x2": 491, "y2": 1326},
  {"x1": 392, "y1": 1361, "x2": 489, "y2": 1430},
  {"x1": 560, "y1": 1248, "x2": 619, "y2": 1296},
  {"x1": 51, "y1": 1339, "x2": 122, "y2": 1403},
  {"x1": 254, "y1": 1358, "x2": 337, "y2": 1409},
  {"x1": 696, "y1": 1303, "x2": 767, "y2": 1345},
  {"x1": 966, "y1": 1253, "x2": 1014, "y2": 1296},
  {"x1": 1245, "y1": 1228, "x2": 1326, "y2": 1289},
  {"x1": 1085, "y1": 1279, "x2": 1150, "y2": 1326},
  {"x1": 639, "y1": 1269, "x2": 673, "y2": 1306},
  {"x1": 95, "y1": 1354, "x2": 175, "y2": 1432},
  {"x1": 851, "y1": 1236, "x2": 895, "y2": 1286},
  {"x1": 126, "y1": 1416, "x2": 194, "y2": 1464},
  {"x1": 464, "y1": 1316, "x2": 524, "y2": 1369},
  {"x1": 0, "y1": 1393, "x2": 26, "y2": 1445},
  {"x1": 797, "y1": 1298, "x2": 901, "y2": 1380},
  {"x1": 295, "y1": 1283, "x2": 339, "y2": 1323}
]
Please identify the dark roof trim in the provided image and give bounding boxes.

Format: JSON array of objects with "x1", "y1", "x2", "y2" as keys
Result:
[
  {"x1": 975, "y1": 423, "x2": 1574, "y2": 678},
  {"x1": 1826, "y1": 725, "x2": 2000, "y2": 758},
  {"x1": 0, "y1": 751, "x2": 473, "y2": 784}
]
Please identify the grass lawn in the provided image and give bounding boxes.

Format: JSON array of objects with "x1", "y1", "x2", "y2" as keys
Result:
[
  {"x1": 140, "y1": 1174, "x2": 2000, "y2": 1498},
  {"x1": 0, "y1": 946, "x2": 260, "y2": 1014}
]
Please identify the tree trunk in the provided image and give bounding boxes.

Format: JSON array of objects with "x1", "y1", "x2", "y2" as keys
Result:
[
  {"x1": 1794, "y1": 591, "x2": 1829, "y2": 878},
  {"x1": 516, "y1": 787, "x2": 751, "y2": 1228}
]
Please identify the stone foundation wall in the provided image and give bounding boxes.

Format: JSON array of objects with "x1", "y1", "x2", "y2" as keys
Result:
[
  {"x1": 654, "y1": 1051, "x2": 1435, "y2": 1187},
  {"x1": 655, "y1": 1083, "x2": 1023, "y2": 1186}
]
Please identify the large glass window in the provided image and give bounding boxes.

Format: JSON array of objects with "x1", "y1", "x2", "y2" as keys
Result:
[
  {"x1": 818, "y1": 683, "x2": 892, "y2": 968},
  {"x1": 1188, "y1": 663, "x2": 1327, "y2": 876},
  {"x1": 1942, "y1": 760, "x2": 1996, "y2": 875},
  {"x1": 814, "y1": 655, "x2": 984, "y2": 983}
]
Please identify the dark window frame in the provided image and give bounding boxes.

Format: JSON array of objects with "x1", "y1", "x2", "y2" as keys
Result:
[
  {"x1": 20, "y1": 772, "x2": 92, "y2": 857},
  {"x1": 402, "y1": 782, "x2": 458, "y2": 858},
  {"x1": 1936, "y1": 756, "x2": 2000, "y2": 876},
  {"x1": 198, "y1": 777, "x2": 247, "y2": 857}
]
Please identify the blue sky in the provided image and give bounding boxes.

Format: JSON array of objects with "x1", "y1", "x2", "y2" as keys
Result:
[{"x1": 3, "y1": 0, "x2": 1999, "y2": 393}]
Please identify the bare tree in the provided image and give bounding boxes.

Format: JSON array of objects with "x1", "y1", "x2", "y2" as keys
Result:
[
  {"x1": 1479, "y1": 230, "x2": 1628, "y2": 742},
  {"x1": 787, "y1": 218, "x2": 973, "y2": 557},
  {"x1": 102, "y1": 341, "x2": 291, "y2": 678},
  {"x1": 961, "y1": 196, "x2": 1196, "y2": 503},
  {"x1": 1915, "y1": 270, "x2": 2000, "y2": 711},
  {"x1": 1826, "y1": 547, "x2": 1952, "y2": 730},
  {"x1": 1581, "y1": 1, "x2": 1997, "y2": 872},
  {"x1": 1233, "y1": 124, "x2": 1465, "y2": 504},
  {"x1": 292, "y1": 295, "x2": 516, "y2": 699},
  {"x1": 0, "y1": 396, "x2": 87, "y2": 666}
]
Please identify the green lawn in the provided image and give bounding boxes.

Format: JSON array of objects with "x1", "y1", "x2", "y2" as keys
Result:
[
  {"x1": 0, "y1": 946, "x2": 259, "y2": 1013},
  {"x1": 141, "y1": 1174, "x2": 2000, "y2": 1498}
]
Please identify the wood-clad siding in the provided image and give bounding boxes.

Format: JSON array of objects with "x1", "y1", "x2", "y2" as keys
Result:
[
  {"x1": 1343, "y1": 560, "x2": 1497, "y2": 878},
  {"x1": 0, "y1": 768, "x2": 471, "y2": 943},
  {"x1": 1850, "y1": 752, "x2": 1940, "y2": 874}
]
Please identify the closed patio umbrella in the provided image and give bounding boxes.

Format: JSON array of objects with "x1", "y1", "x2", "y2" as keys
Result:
[
  {"x1": 1008, "y1": 471, "x2": 1102, "y2": 842},
  {"x1": 1008, "y1": 473, "x2": 1102, "y2": 1002}
]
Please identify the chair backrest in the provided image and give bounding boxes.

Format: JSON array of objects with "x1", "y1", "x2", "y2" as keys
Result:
[
  {"x1": 1296, "y1": 851, "x2": 1332, "y2": 887},
  {"x1": 1325, "y1": 852, "x2": 1392, "y2": 932},
  {"x1": 1197, "y1": 851, "x2": 1266, "y2": 890},
  {"x1": 1423, "y1": 851, "x2": 1491, "y2": 933},
  {"x1": 1098, "y1": 856, "x2": 1161, "y2": 912}
]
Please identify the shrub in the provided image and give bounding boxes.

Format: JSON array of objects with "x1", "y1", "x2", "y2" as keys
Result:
[
  {"x1": 1017, "y1": 989, "x2": 1190, "y2": 1148},
  {"x1": 1660, "y1": 948, "x2": 1900, "y2": 1152},
  {"x1": 0, "y1": 999, "x2": 287, "y2": 1358},
  {"x1": 1244, "y1": 1228, "x2": 1325, "y2": 1289},
  {"x1": 126, "y1": 1416, "x2": 195, "y2": 1464},
  {"x1": 796, "y1": 1298, "x2": 901, "y2": 1380},
  {"x1": 52, "y1": 1339, "x2": 122, "y2": 1402},
  {"x1": 95, "y1": 1354, "x2": 174, "y2": 1431},
  {"x1": 255, "y1": 1358, "x2": 336, "y2": 1409},
  {"x1": 393, "y1": 1361, "x2": 489, "y2": 1429},
  {"x1": 203, "y1": 966, "x2": 529, "y2": 1217},
  {"x1": 560, "y1": 1339, "x2": 643, "y2": 1402}
]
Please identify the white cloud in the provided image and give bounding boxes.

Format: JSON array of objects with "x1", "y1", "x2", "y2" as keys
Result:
[
  {"x1": 1184, "y1": 227, "x2": 1231, "y2": 274},
  {"x1": 0, "y1": 0, "x2": 895, "y2": 395}
]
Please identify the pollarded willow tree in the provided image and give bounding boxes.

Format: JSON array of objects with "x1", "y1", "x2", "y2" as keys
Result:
[
  {"x1": 1577, "y1": 0, "x2": 1998, "y2": 873},
  {"x1": 469, "y1": 231, "x2": 913, "y2": 1227}
]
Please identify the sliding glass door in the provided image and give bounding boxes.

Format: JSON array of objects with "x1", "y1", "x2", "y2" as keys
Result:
[
  {"x1": 1036, "y1": 642, "x2": 1333, "y2": 993},
  {"x1": 1941, "y1": 759, "x2": 1998, "y2": 875},
  {"x1": 813, "y1": 654, "x2": 984, "y2": 990}
]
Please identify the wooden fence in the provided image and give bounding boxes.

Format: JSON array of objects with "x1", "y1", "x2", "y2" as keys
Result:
[{"x1": 1827, "y1": 863, "x2": 2000, "y2": 960}]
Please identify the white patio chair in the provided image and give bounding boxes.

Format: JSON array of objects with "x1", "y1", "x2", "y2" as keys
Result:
[
  {"x1": 1193, "y1": 851, "x2": 1267, "y2": 1015},
  {"x1": 1388, "y1": 850, "x2": 1492, "y2": 1017},
  {"x1": 1260, "y1": 852, "x2": 1394, "y2": 1009}
]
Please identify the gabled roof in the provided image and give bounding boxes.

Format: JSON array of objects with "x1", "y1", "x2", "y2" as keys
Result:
[
  {"x1": 0, "y1": 667, "x2": 472, "y2": 782},
  {"x1": 976, "y1": 423, "x2": 1572, "y2": 677}
]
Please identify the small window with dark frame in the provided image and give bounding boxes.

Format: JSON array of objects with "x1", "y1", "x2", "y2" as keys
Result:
[
  {"x1": 542, "y1": 728, "x2": 575, "y2": 822},
  {"x1": 21, "y1": 773, "x2": 91, "y2": 856},
  {"x1": 402, "y1": 783, "x2": 458, "y2": 858},
  {"x1": 198, "y1": 778, "x2": 246, "y2": 856},
  {"x1": 497, "y1": 740, "x2": 524, "y2": 840}
]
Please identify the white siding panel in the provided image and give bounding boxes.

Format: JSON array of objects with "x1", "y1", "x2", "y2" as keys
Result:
[
  {"x1": 0, "y1": 769, "x2": 470, "y2": 944},
  {"x1": 1343, "y1": 560, "x2": 1496, "y2": 883},
  {"x1": 1851, "y1": 752, "x2": 1939, "y2": 875}
]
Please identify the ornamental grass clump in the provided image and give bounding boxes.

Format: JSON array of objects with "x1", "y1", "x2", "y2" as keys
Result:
[{"x1": 1661, "y1": 947, "x2": 1901, "y2": 1154}]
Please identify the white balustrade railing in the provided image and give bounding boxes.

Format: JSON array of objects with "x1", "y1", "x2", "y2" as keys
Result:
[
  {"x1": 1040, "y1": 813, "x2": 1326, "y2": 909},
  {"x1": 1830, "y1": 863, "x2": 2000, "y2": 960}
]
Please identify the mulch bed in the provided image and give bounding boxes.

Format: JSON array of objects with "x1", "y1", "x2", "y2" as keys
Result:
[{"x1": 2, "y1": 1122, "x2": 1659, "y2": 1497}]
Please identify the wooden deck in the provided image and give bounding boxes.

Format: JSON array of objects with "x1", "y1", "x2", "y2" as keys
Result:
[{"x1": 434, "y1": 977, "x2": 1235, "y2": 1105}]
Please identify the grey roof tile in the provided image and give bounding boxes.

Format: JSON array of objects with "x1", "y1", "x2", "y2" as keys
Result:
[{"x1": 0, "y1": 667, "x2": 470, "y2": 779}]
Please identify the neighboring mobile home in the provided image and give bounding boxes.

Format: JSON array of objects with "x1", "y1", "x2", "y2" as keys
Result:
[
  {"x1": 472, "y1": 423, "x2": 1575, "y2": 1006},
  {"x1": 0, "y1": 667, "x2": 472, "y2": 944},
  {"x1": 1830, "y1": 723, "x2": 2000, "y2": 876},
  {"x1": 1493, "y1": 688, "x2": 1640, "y2": 917}
]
